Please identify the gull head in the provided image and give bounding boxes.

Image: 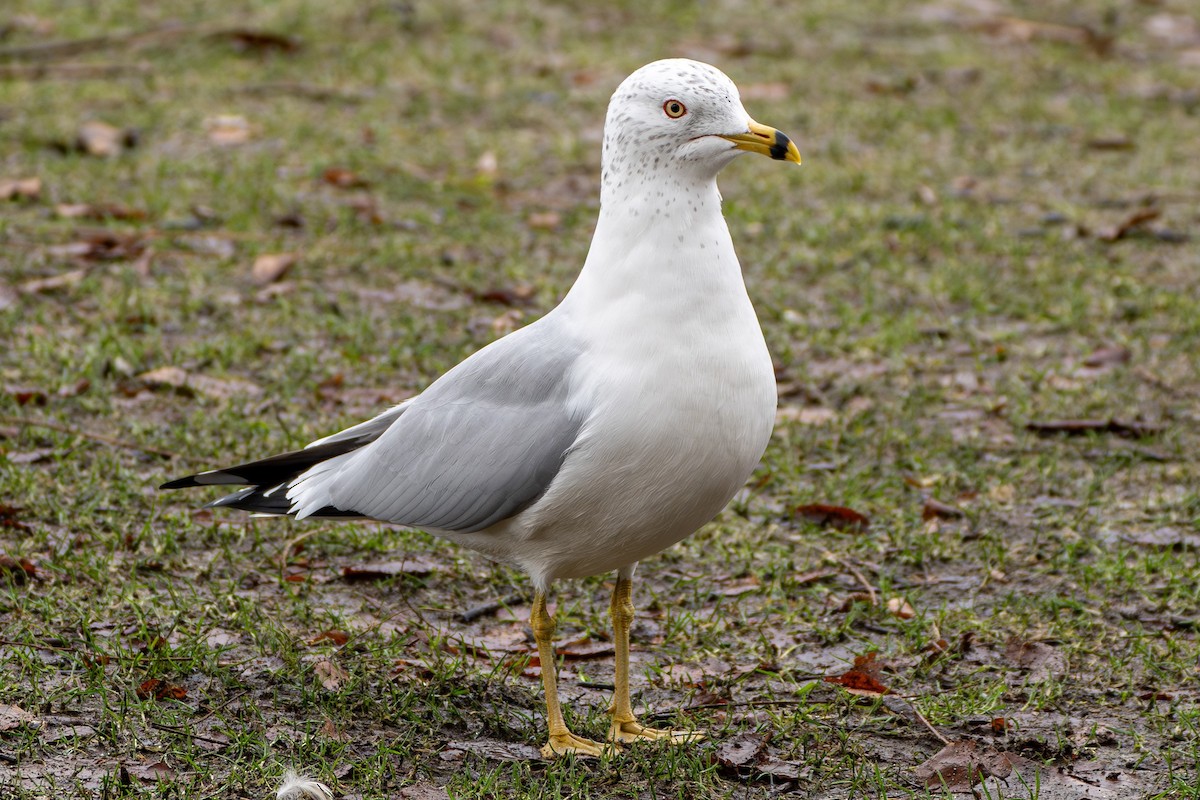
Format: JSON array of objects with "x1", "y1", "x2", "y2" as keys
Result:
[{"x1": 602, "y1": 58, "x2": 800, "y2": 184}]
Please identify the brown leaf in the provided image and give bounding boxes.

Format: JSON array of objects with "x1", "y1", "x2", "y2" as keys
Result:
[
  {"x1": 474, "y1": 284, "x2": 536, "y2": 307},
  {"x1": 137, "y1": 366, "x2": 263, "y2": 400},
  {"x1": 714, "y1": 732, "x2": 769, "y2": 769},
  {"x1": 824, "y1": 652, "x2": 890, "y2": 695},
  {"x1": 556, "y1": 638, "x2": 615, "y2": 660},
  {"x1": 319, "y1": 717, "x2": 350, "y2": 741},
  {"x1": 205, "y1": 114, "x2": 254, "y2": 146},
  {"x1": 57, "y1": 377, "x2": 91, "y2": 397},
  {"x1": 76, "y1": 120, "x2": 128, "y2": 157},
  {"x1": 711, "y1": 575, "x2": 761, "y2": 598},
  {"x1": 135, "y1": 678, "x2": 186, "y2": 701},
  {"x1": 251, "y1": 252, "x2": 298, "y2": 285},
  {"x1": 441, "y1": 738, "x2": 541, "y2": 762},
  {"x1": 0, "y1": 505, "x2": 33, "y2": 532},
  {"x1": 313, "y1": 658, "x2": 347, "y2": 691},
  {"x1": 308, "y1": 629, "x2": 350, "y2": 646},
  {"x1": 526, "y1": 211, "x2": 561, "y2": 230},
  {"x1": 19, "y1": 268, "x2": 87, "y2": 294},
  {"x1": 922, "y1": 497, "x2": 966, "y2": 520},
  {"x1": 126, "y1": 760, "x2": 174, "y2": 782},
  {"x1": 5, "y1": 385, "x2": 47, "y2": 406},
  {"x1": 0, "y1": 176, "x2": 42, "y2": 201},
  {"x1": 322, "y1": 167, "x2": 370, "y2": 189},
  {"x1": 1026, "y1": 418, "x2": 1164, "y2": 438},
  {"x1": 341, "y1": 556, "x2": 440, "y2": 581},
  {"x1": 0, "y1": 554, "x2": 38, "y2": 583},
  {"x1": 915, "y1": 740, "x2": 1013, "y2": 791},
  {"x1": 55, "y1": 202, "x2": 146, "y2": 221},
  {"x1": 793, "y1": 503, "x2": 870, "y2": 532},
  {"x1": 47, "y1": 230, "x2": 146, "y2": 261},
  {"x1": 0, "y1": 703, "x2": 39, "y2": 732},
  {"x1": 1095, "y1": 207, "x2": 1161, "y2": 242},
  {"x1": 1086, "y1": 134, "x2": 1134, "y2": 151},
  {"x1": 886, "y1": 597, "x2": 916, "y2": 619},
  {"x1": 212, "y1": 28, "x2": 302, "y2": 54},
  {"x1": 1004, "y1": 637, "x2": 1067, "y2": 683},
  {"x1": 1082, "y1": 344, "x2": 1131, "y2": 367}
]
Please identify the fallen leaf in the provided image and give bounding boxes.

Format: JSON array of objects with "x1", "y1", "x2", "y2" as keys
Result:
[
  {"x1": 886, "y1": 597, "x2": 916, "y2": 619},
  {"x1": 556, "y1": 638, "x2": 615, "y2": 660},
  {"x1": 1026, "y1": 418, "x2": 1164, "y2": 438},
  {"x1": 319, "y1": 717, "x2": 350, "y2": 741},
  {"x1": 0, "y1": 177, "x2": 42, "y2": 201},
  {"x1": 19, "y1": 268, "x2": 87, "y2": 294},
  {"x1": 212, "y1": 28, "x2": 302, "y2": 53},
  {"x1": 711, "y1": 575, "x2": 761, "y2": 598},
  {"x1": 76, "y1": 120, "x2": 131, "y2": 157},
  {"x1": 473, "y1": 284, "x2": 536, "y2": 307},
  {"x1": 526, "y1": 211, "x2": 561, "y2": 230},
  {"x1": 322, "y1": 167, "x2": 370, "y2": 189},
  {"x1": 1004, "y1": 637, "x2": 1067, "y2": 683},
  {"x1": 313, "y1": 658, "x2": 347, "y2": 691},
  {"x1": 57, "y1": 377, "x2": 91, "y2": 397},
  {"x1": 974, "y1": 16, "x2": 1111, "y2": 55},
  {"x1": 55, "y1": 202, "x2": 146, "y2": 221},
  {"x1": 46, "y1": 230, "x2": 146, "y2": 261},
  {"x1": 0, "y1": 505, "x2": 33, "y2": 532},
  {"x1": 441, "y1": 738, "x2": 542, "y2": 762},
  {"x1": 739, "y1": 82, "x2": 789, "y2": 101},
  {"x1": 341, "y1": 557, "x2": 440, "y2": 580},
  {"x1": 1095, "y1": 207, "x2": 1161, "y2": 242},
  {"x1": 308, "y1": 629, "x2": 350, "y2": 646},
  {"x1": 136, "y1": 678, "x2": 186, "y2": 701},
  {"x1": 1086, "y1": 134, "x2": 1134, "y2": 151},
  {"x1": 5, "y1": 385, "x2": 47, "y2": 406},
  {"x1": 0, "y1": 703, "x2": 39, "y2": 732},
  {"x1": 126, "y1": 761, "x2": 174, "y2": 782},
  {"x1": 714, "y1": 732, "x2": 769, "y2": 769},
  {"x1": 205, "y1": 114, "x2": 254, "y2": 146},
  {"x1": 793, "y1": 503, "x2": 870, "y2": 532},
  {"x1": 1120, "y1": 527, "x2": 1200, "y2": 550},
  {"x1": 138, "y1": 366, "x2": 263, "y2": 400},
  {"x1": 824, "y1": 652, "x2": 890, "y2": 695},
  {"x1": 1082, "y1": 345, "x2": 1131, "y2": 367},
  {"x1": 915, "y1": 740, "x2": 1013, "y2": 791},
  {"x1": 398, "y1": 784, "x2": 452, "y2": 800},
  {"x1": 0, "y1": 554, "x2": 38, "y2": 583},
  {"x1": 922, "y1": 497, "x2": 966, "y2": 520},
  {"x1": 251, "y1": 252, "x2": 298, "y2": 285}
]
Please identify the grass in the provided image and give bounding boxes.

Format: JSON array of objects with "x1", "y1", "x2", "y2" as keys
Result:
[{"x1": 2, "y1": 0, "x2": 1199, "y2": 797}]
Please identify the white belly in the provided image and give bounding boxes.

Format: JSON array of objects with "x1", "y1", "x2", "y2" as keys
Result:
[{"x1": 461, "y1": 306, "x2": 776, "y2": 586}]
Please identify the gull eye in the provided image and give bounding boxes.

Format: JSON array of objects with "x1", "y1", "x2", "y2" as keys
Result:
[{"x1": 663, "y1": 99, "x2": 687, "y2": 119}]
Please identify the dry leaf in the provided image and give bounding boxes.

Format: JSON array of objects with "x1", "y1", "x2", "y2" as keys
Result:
[
  {"x1": 1082, "y1": 345, "x2": 1131, "y2": 367},
  {"x1": 55, "y1": 202, "x2": 146, "y2": 221},
  {"x1": 138, "y1": 366, "x2": 263, "y2": 400},
  {"x1": 526, "y1": 211, "x2": 561, "y2": 230},
  {"x1": 1026, "y1": 418, "x2": 1163, "y2": 438},
  {"x1": 322, "y1": 167, "x2": 370, "y2": 189},
  {"x1": 136, "y1": 678, "x2": 187, "y2": 701},
  {"x1": 0, "y1": 703, "x2": 39, "y2": 732},
  {"x1": 0, "y1": 505, "x2": 33, "y2": 533},
  {"x1": 214, "y1": 28, "x2": 302, "y2": 53},
  {"x1": 1004, "y1": 637, "x2": 1067, "y2": 683},
  {"x1": 341, "y1": 557, "x2": 440, "y2": 581},
  {"x1": 714, "y1": 732, "x2": 769, "y2": 769},
  {"x1": 922, "y1": 497, "x2": 966, "y2": 520},
  {"x1": 308, "y1": 629, "x2": 350, "y2": 646},
  {"x1": 441, "y1": 739, "x2": 541, "y2": 762},
  {"x1": 20, "y1": 268, "x2": 87, "y2": 294},
  {"x1": 0, "y1": 554, "x2": 38, "y2": 583},
  {"x1": 915, "y1": 740, "x2": 1013, "y2": 790},
  {"x1": 313, "y1": 658, "x2": 347, "y2": 691},
  {"x1": 793, "y1": 503, "x2": 870, "y2": 532},
  {"x1": 886, "y1": 597, "x2": 916, "y2": 619},
  {"x1": 76, "y1": 121, "x2": 127, "y2": 157},
  {"x1": 556, "y1": 638, "x2": 615, "y2": 660},
  {"x1": 206, "y1": 114, "x2": 254, "y2": 146},
  {"x1": 252, "y1": 253, "x2": 298, "y2": 285},
  {"x1": 1095, "y1": 207, "x2": 1161, "y2": 242},
  {"x1": 0, "y1": 177, "x2": 42, "y2": 201},
  {"x1": 824, "y1": 652, "x2": 890, "y2": 695}
]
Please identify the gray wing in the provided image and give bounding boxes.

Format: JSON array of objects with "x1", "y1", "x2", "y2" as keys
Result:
[{"x1": 287, "y1": 317, "x2": 585, "y2": 533}]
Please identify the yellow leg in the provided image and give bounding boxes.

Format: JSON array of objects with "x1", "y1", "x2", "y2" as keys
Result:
[
  {"x1": 607, "y1": 574, "x2": 705, "y2": 744},
  {"x1": 532, "y1": 591, "x2": 608, "y2": 758}
]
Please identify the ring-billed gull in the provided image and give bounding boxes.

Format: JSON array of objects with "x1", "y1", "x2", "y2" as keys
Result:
[{"x1": 162, "y1": 58, "x2": 800, "y2": 757}]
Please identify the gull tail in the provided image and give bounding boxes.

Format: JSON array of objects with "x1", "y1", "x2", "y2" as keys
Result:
[{"x1": 160, "y1": 404, "x2": 407, "y2": 518}]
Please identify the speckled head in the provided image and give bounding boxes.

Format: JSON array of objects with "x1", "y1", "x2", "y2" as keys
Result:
[{"x1": 601, "y1": 58, "x2": 800, "y2": 186}]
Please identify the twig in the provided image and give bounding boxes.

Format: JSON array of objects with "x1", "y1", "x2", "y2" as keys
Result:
[
  {"x1": 458, "y1": 592, "x2": 526, "y2": 624},
  {"x1": 892, "y1": 696, "x2": 950, "y2": 745},
  {"x1": 0, "y1": 413, "x2": 185, "y2": 460},
  {"x1": 0, "y1": 751, "x2": 16, "y2": 764},
  {"x1": 149, "y1": 722, "x2": 231, "y2": 747},
  {"x1": 826, "y1": 551, "x2": 878, "y2": 606}
]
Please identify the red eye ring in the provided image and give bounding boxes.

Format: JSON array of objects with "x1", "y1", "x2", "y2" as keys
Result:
[{"x1": 663, "y1": 99, "x2": 687, "y2": 119}]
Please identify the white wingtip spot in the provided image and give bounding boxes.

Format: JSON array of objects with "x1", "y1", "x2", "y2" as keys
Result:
[{"x1": 276, "y1": 770, "x2": 333, "y2": 800}]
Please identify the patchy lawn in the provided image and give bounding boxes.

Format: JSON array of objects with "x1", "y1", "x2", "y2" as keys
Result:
[{"x1": 1, "y1": 0, "x2": 1198, "y2": 797}]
